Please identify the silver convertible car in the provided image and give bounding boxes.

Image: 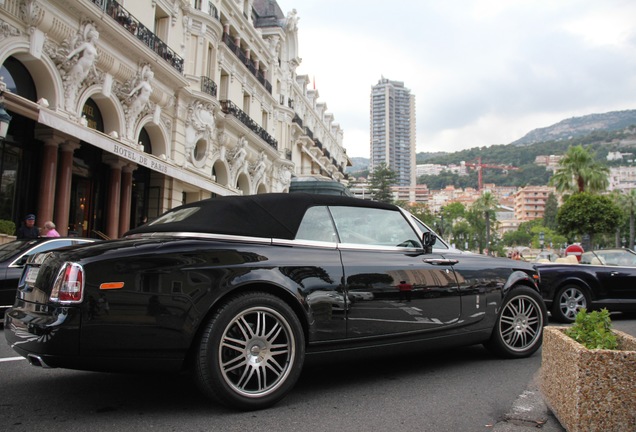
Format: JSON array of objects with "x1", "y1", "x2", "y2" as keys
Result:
[{"x1": 5, "y1": 193, "x2": 546, "y2": 410}]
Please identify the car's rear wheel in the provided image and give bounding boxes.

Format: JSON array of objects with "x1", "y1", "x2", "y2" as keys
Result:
[
  {"x1": 484, "y1": 286, "x2": 546, "y2": 358},
  {"x1": 194, "y1": 292, "x2": 305, "y2": 410},
  {"x1": 551, "y1": 284, "x2": 590, "y2": 323}
]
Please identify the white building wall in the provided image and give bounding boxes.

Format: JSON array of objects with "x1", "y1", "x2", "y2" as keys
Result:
[{"x1": 0, "y1": 0, "x2": 350, "y2": 211}]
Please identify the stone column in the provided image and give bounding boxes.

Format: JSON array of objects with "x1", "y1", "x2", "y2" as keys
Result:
[
  {"x1": 103, "y1": 155, "x2": 127, "y2": 239},
  {"x1": 34, "y1": 130, "x2": 66, "y2": 227},
  {"x1": 118, "y1": 163, "x2": 136, "y2": 237},
  {"x1": 55, "y1": 140, "x2": 80, "y2": 236}
]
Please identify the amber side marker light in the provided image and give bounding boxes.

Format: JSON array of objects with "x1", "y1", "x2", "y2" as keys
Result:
[{"x1": 100, "y1": 282, "x2": 125, "y2": 290}]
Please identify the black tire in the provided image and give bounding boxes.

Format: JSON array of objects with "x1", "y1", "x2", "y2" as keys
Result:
[
  {"x1": 194, "y1": 292, "x2": 305, "y2": 410},
  {"x1": 551, "y1": 284, "x2": 590, "y2": 323},
  {"x1": 484, "y1": 286, "x2": 547, "y2": 358}
]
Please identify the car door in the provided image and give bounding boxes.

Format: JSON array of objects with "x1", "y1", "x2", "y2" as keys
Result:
[
  {"x1": 327, "y1": 206, "x2": 461, "y2": 338},
  {"x1": 594, "y1": 250, "x2": 636, "y2": 300}
]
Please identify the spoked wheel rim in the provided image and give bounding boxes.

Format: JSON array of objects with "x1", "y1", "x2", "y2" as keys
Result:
[
  {"x1": 499, "y1": 294, "x2": 543, "y2": 352},
  {"x1": 218, "y1": 306, "x2": 296, "y2": 398},
  {"x1": 558, "y1": 287, "x2": 586, "y2": 320}
]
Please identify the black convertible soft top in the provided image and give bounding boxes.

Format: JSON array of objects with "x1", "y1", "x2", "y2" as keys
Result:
[{"x1": 125, "y1": 193, "x2": 398, "y2": 240}]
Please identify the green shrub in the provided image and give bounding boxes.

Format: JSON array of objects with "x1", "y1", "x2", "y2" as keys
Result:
[
  {"x1": 565, "y1": 308, "x2": 618, "y2": 350},
  {"x1": 0, "y1": 219, "x2": 16, "y2": 235}
]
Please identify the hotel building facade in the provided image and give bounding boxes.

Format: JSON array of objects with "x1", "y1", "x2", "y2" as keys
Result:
[{"x1": 0, "y1": 0, "x2": 349, "y2": 238}]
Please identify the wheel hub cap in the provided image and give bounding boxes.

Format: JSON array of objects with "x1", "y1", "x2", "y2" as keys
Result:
[{"x1": 248, "y1": 340, "x2": 267, "y2": 363}]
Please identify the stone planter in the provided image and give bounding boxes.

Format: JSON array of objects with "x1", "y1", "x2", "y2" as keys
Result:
[{"x1": 541, "y1": 326, "x2": 636, "y2": 432}]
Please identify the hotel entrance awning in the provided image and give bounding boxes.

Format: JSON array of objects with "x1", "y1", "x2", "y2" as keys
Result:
[{"x1": 38, "y1": 108, "x2": 235, "y2": 196}]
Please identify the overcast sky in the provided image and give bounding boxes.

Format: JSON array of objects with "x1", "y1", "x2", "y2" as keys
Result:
[{"x1": 275, "y1": 0, "x2": 636, "y2": 158}]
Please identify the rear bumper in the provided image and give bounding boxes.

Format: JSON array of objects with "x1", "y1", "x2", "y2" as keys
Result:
[{"x1": 4, "y1": 300, "x2": 81, "y2": 364}]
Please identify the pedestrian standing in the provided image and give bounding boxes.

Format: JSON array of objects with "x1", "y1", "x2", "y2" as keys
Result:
[
  {"x1": 42, "y1": 221, "x2": 61, "y2": 237},
  {"x1": 15, "y1": 214, "x2": 39, "y2": 239}
]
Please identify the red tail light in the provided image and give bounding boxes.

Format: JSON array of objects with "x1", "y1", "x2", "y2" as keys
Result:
[{"x1": 50, "y1": 262, "x2": 85, "y2": 304}]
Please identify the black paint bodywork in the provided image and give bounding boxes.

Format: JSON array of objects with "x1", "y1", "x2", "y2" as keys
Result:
[
  {"x1": 537, "y1": 260, "x2": 636, "y2": 312},
  {"x1": 0, "y1": 237, "x2": 96, "y2": 319},
  {"x1": 6, "y1": 236, "x2": 538, "y2": 372},
  {"x1": 5, "y1": 194, "x2": 541, "y2": 373}
]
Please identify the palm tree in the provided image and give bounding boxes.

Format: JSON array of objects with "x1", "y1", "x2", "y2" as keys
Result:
[
  {"x1": 549, "y1": 145, "x2": 609, "y2": 194},
  {"x1": 473, "y1": 191, "x2": 499, "y2": 255}
]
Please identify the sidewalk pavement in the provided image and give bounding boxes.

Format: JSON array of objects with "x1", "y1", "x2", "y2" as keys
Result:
[
  {"x1": 493, "y1": 314, "x2": 636, "y2": 431},
  {"x1": 492, "y1": 371, "x2": 565, "y2": 431}
]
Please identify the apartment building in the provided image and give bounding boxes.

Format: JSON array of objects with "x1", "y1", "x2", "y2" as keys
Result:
[
  {"x1": 609, "y1": 166, "x2": 636, "y2": 192},
  {"x1": 514, "y1": 185, "x2": 556, "y2": 221},
  {"x1": 0, "y1": 0, "x2": 349, "y2": 238},
  {"x1": 370, "y1": 77, "x2": 416, "y2": 193}
]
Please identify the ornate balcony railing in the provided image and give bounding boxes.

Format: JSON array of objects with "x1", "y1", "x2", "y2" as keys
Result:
[
  {"x1": 222, "y1": 33, "x2": 272, "y2": 94},
  {"x1": 90, "y1": 0, "x2": 184, "y2": 73},
  {"x1": 208, "y1": 2, "x2": 219, "y2": 19},
  {"x1": 303, "y1": 126, "x2": 314, "y2": 140},
  {"x1": 201, "y1": 76, "x2": 217, "y2": 98},
  {"x1": 220, "y1": 100, "x2": 278, "y2": 150},
  {"x1": 292, "y1": 113, "x2": 303, "y2": 128}
]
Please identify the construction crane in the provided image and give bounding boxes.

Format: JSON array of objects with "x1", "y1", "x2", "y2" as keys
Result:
[{"x1": 464, "y1": 157, "x2": 518, "y2": 191}]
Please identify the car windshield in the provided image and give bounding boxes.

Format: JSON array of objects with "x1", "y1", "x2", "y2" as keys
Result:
[
  {"x1": 0, "y1": 240, "x2": 33, "y2": 261},
  {"x1": 593, "y1": 250, "x2": 636, "y2": 267}
]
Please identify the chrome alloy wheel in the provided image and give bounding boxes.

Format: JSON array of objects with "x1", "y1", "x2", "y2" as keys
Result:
[
  {"x1": 499, "y1": 294, "x2": 543, "y2": 352},
  {"x1": 218, "y1": 306, "x2": 295, "y2": 398},
  {"x1": 558, "y1": 287, "x2": 587, "y2": 320}
]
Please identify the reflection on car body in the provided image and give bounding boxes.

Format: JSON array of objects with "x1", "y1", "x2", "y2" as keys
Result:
[
  {"x1": 5, "y1": 193, "x2": 545, "y2": 410},
  {"x1": 0, "y1": 237, "x2": 97, "y2": 319}
]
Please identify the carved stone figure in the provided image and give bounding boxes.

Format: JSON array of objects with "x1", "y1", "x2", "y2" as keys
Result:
[
  {"x1": 250, "y1": 151, "x2": 267, "y2": 185},
  {"x1": 286, "y1": 9, "x2": 299, "y2": 32},
  {"x1": 124, "y1": 65, "x2": 154, "y2": 139},
  {"x1": 62, "y1": 22, "x2": 99, "y2": 112},
  {"x1": 230, "y1": 136, "x2": 248, "y2": 173}
]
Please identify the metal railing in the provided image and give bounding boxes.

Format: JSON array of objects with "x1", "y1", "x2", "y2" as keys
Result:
[
  {"x1": 292, "y1": 113, "x2": 303, "y2": 128},
  {"x1": 220, "y1": 100, "x2": 278, "y2": 150},
  {"x1": 221, "y1": 33, "x2": 272, "y2": 94},
  {"x1": 90, "y1": 0, "x2": 184, "y2": 73},
  {"x1": 208, "y1": 2, "x2": 219, "y2": 19},
  {"x1": 201, "y1": 76, "x2": 217, "y2": 98}
]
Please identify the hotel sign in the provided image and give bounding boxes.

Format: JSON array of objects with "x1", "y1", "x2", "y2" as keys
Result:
[
  {"x1": 38, "y1": 109, "x2": 234, "y2": 196},
  {"x1": 112, "y1": 144, "x2": 168, "y2": 174}
]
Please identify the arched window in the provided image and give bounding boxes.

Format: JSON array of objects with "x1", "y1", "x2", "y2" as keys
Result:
[
  {"x1": 82, "y1": 98, "x2": 104, "y2": 132},
  {"x1": 0, "y1": 56, "x2": 37, "y2": 102}
]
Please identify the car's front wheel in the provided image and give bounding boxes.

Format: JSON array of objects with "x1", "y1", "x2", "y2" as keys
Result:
[
  {"x1": 551, "y1": 284, "x2": 590, "y2": 323},
  {"x1": 194, "y1": 292, "x2": 305, "y2": 410},
  {"x1": 484, "y1": 286, "x2": 546, "y2": 358}
]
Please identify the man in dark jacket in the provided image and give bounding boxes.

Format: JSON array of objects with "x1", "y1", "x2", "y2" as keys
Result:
[{"x1": 16, "y1": 214, "x2": 39, "y2": 239}]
